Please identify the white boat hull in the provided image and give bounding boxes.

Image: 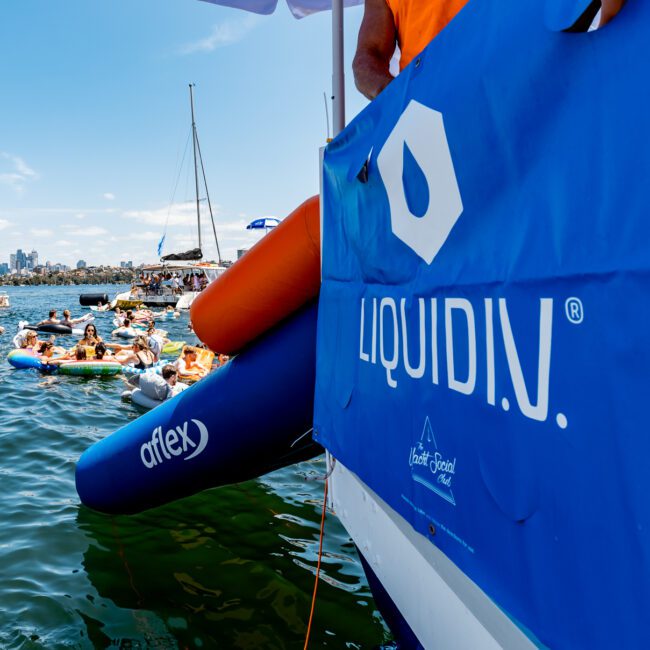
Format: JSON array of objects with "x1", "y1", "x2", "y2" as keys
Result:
[
  {"x1": 112, "y1": 289, "x2": 198, "y2": 310},
  {"x1": 328, "y1": 458, "x2": 542, "y2": 649}
]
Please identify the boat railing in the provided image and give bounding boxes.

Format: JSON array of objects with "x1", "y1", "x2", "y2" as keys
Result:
[{"x1": 132, "y1": 284, "x2": 183, "y2": 298}]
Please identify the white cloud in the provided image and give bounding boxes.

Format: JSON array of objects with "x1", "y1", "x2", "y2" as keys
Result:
[
  {"x1": 0, "y1": 152, "x2": 38, "y2": 193},
  {"x1": 65, "y1": 226, "x2": 109, "y2": 237},
  {"x1": 179, "y1": 15, "x2": 260, "y2": 54},
  {"x1": 122, "y1": 201, "x2": 202, "y2": 227},
  {"x1": 129, "y1": 231, "x2": 161, "y2": 241},
  {"x1": 0, "y1": 219, "x2": 12, "y2": 231},
  {"x1": 103, "y1": 193, "x2": 115, "y2": 201},
  {"x1": 55, "y1": 240, "x2": 73, "y2": 247},
  {"x1": 29, "y1": 228, "x2": 54, "y2": 237},
  {"x1": 11, "y1": 207, "x2": 112, "y2": 216}
]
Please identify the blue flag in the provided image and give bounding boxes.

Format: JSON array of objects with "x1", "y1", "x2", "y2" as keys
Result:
[{"x1": 157, "y1": 234, "x2": 165, "y2": 257}]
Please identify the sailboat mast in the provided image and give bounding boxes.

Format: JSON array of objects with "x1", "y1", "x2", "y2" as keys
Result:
[
  {"x1": 195, "y1": 136, "x2": 223, "y2": 265},
  {"x1": 189, "y1": 83, "x2": 202, "y2": 252}
]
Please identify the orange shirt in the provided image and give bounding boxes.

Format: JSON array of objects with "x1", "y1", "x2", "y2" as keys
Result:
[{"x1": 386, "y1": 0, "x2": 469, "y2": 70}]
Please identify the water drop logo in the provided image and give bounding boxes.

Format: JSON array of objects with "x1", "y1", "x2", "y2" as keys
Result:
[{"x1": 377, "y1": 100, "x2": 463, "y2": 264}]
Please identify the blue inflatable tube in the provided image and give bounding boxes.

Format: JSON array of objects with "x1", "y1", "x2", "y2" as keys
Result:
[
  {"x1": 7, "y1": 350, "x2": 57, "y2": 373},
  {"x1": 76, "y1": 302, "x2": 320, "y2": 514}
]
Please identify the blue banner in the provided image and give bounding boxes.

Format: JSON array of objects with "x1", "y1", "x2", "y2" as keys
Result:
[{"x1": 315, "y1": 1, "x2": 650, "y2": 647}]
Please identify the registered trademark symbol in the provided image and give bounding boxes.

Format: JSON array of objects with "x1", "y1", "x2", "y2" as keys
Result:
[{"x1": 565, "y1": 297, "x2": 584, "y2": 324}]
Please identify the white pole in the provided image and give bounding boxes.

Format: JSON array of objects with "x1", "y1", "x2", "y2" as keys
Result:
[{"x1": 332, "y1": 0, "x2": 345, "y2": 136}]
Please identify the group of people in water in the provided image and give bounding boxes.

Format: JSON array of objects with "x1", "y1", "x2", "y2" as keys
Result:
[
  {"x1": 134, "y1": 271, "x2": 208, "y2": 296},
  {"x1": 36, "y1": 308, "x2": 93, "y2": 328},
  {"x1": 14, "y1": 305, "x2": 224, "y2": 402}
]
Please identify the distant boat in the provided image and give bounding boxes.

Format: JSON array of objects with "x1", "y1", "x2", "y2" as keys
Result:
[
  {"x1": 113, "y1": 84, "x2": 228, "y2": 310},
  {"x1": 0, "y1": 292, "x2": 10, "y2": 308}
]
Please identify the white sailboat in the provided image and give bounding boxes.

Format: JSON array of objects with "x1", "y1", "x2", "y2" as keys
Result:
[{"x1": 114, "y1": 84, "x2": 228, "y2": 310}]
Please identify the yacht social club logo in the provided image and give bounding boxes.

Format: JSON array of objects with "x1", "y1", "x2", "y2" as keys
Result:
[
  {"x1": 140, "y1": 419, "x2": 209, "y2": 469},
  {"x1": 377, "y1": 100, "x2": 463, "y2": 265},
  {"x1": 409, "y1": 416, "x2": 457, "y2": 506}
]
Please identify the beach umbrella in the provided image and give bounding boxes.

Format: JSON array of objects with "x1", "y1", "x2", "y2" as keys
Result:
[
  {"x1": 247, "y1": 217, "x2": 281, "y2": 232},
  {"x1": 199, "y1": 0, "x2": 362, "y2": 134}
]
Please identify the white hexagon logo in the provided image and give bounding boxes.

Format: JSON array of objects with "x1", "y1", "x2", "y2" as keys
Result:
[{"x1": 377, "y1": 100, "x2": 463, "y2": 264}]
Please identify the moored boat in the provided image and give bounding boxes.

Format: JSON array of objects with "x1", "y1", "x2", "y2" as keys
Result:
[
  {"x1": 110, "y1": 84, "x2": 228, "y2": 311},
  {"x1": 113, "y1": 260, "x2": 226, "y2": 310}
]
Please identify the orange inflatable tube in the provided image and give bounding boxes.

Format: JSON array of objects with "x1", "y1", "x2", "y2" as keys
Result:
[{"x1": 191, "y1": 195, "x2": 320, "y2": 354}]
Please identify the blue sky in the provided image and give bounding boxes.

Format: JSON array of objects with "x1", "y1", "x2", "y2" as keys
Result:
[{"x1": 0, "y1": 0, "x2": 368, "y2": 267}]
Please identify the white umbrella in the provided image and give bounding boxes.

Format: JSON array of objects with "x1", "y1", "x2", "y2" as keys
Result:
[
  {"x1": 200, "y1": 0, "x2": 361, "y2": 19},
  {"x1": 199, "y1": 0, "x2": 362, "y2": 134},
  {"x1": 247, "y1": 217, "x2": 282, "y2": 233}
]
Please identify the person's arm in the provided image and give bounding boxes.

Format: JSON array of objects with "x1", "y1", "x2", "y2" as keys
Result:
[
  {"x1": 352, "y1": 0, "x2": 397, "y2": 100},
  {"x1": 599, "y1": 0, "x2": 625, "y2": 26}
]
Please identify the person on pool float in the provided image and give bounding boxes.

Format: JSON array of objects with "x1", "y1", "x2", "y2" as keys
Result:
[
  {"x1": 353, "y1": 0, "x2": 626, "y2": 100},
  {"x1": 175, "y1": 348, "x2": 209, "y2": 381},
  {"x1": 128, "y1": 308, "x2": 152, "y2": 324},
  {"x1": 92, "y1": 342, "x2": 110, "y2": 361},
  {"x1": 37, "y1": 341, "x2": 56, "y2": 363},
  {"x1": 115, "y1": 336, "x2": 156, "y2": 369},
  {"x1": 20, "y1": 330, "x2": 42, "y2": 352},
  {"x1": 37, "y1": 309, "x2": 60, "y2": 327},
  {"x1": 162, "y1": 364, "x2": 189, "y2": 397},
  {"x1": 49, "y1": 344, "x2": 87, "y2": 367},
  {"x1": 79, "y1": 323, "x2": 103, "y2": 347},
  {"x1": 112, "y1": 318, "x2": 138, "y2": 338},
  {"x1": 37, "y1": 341, "x2": 70, "y2": 364},
  {"x1": 73, "y1": 346, "x2": 87, "y2": 361},
  {"x1": 61, "y1": 309, "x2": 92, "y2": 328},
  {"x1": 146, "y1": 322, "x2": 166, "y2": 362}
]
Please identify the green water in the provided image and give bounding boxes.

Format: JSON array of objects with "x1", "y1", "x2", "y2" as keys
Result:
[{"x1": 0, "y1": 285, "x2": 390, "y2": 649}]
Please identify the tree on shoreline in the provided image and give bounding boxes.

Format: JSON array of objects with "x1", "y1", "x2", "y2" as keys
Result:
[{"x1": 0, "y1": 268, "x2": 136, "y2": 287}]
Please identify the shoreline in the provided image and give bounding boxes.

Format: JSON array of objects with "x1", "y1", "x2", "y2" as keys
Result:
[{"x1": 0, "y1": 269, "x2": 136, "y2": 287}]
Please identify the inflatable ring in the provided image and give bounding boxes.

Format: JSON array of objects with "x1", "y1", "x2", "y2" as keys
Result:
[
  {"x1": 130, "y1": 388, "x2": 165, "y2": 410},
  {"x1": 114, "y1": 329, "x2": 139, "y2": 339},
  {"x1": 162, "y1": 341, "x2": 185, "y2": 355},
  {"x1": 122, "y1": 361, "x2": 165, "y2": 376},
  {"x1": 7, "y1": 349, "x2": 57, "y2": 373},
  {"x1": 25, "y1": 323, "x2": 73, "y2": 335},
  {"x1": 58, "y1": 361, "x2": 123, "y2": 376}
]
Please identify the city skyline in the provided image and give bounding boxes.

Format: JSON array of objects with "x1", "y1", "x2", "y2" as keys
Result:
[{"x1": 0, "y1": 246, "x2": 137, "y2": 276}]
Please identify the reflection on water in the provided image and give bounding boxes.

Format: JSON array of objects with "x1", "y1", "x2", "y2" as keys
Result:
[{"x1": 0, "y1": 285, "x2": 390, "y2": 648}]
